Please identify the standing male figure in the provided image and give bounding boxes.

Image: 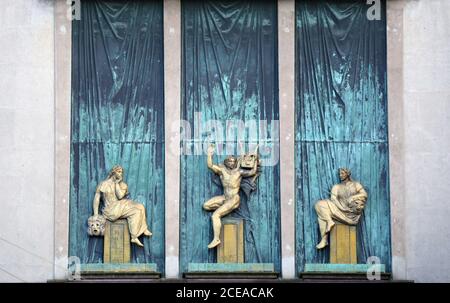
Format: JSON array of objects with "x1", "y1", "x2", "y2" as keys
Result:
[{"x1": 203, "y1": 144, "x2": 258, "y2": 249}]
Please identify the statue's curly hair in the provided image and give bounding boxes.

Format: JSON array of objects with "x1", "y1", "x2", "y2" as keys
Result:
[
  {"x1": 108, "y1": 165, "x2": 123, "y2": 178},
  {"x1": 224, "y1": 155, "x2": 237, "y2": 162}
]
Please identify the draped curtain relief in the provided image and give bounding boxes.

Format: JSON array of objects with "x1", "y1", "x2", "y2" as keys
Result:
[
  {"x1": 295, "y1": 0, "x2": 391, "y2": 272},
  {"x1": 180, "y1": 0, "x2": 281, "y2": 272},
  {"x1": 70, "y1": 0, "x2": 165, "y2": 271}
]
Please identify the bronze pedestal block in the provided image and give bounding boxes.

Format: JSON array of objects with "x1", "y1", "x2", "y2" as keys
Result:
[
  {"x1": 330, "y1": 223, "x2": 357, "y2": 264},
  {"x1": 104, "y1": 219, "x2": 131, "y2": 263},
  {"x1": 217, "y1": 217, "x2": 244, "y2": 263}
]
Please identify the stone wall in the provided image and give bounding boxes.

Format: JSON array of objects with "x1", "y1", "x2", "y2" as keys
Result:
[
  {"x1": 0, "y1": 0, "x2": 55, "y2": 282},
  {"x1": 401, "y1": 0, "x2": 450, "y2": 282}
]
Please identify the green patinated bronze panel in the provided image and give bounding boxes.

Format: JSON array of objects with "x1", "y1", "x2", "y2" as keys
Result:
[
  {"x1": 295, "y1": 0, "x2": 391, "y2": 273},
  {"x1": 69, "y1": 1, "x2": 165, "y2": 272},
  {"x1": 180, "y1": 0, "x2": 281, "y2": 273}
]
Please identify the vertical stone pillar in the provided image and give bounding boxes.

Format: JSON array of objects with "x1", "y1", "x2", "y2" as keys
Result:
[
  {"x1": 278, "y1": 0, "x2": 296, "y2": 278},
  {"x1": 387, "y1": 0, "x2": 407, "y2": 281},
  {"x1": 164, "y1": 0, "x2": 181, "y2": 278},
  {"x1": 54, "y1": 0, "x2": 72, "y2": 280}
]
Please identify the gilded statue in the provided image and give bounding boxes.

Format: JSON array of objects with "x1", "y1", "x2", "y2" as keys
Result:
[
  {"x1": 203, "y1": 144, "x2": 260, "y2": 249},
  {"x1": 315, "y1": 168, "x2": 368, "y2": 249},
  {"x1": 89, "y1": 165, "x2": 152, "y2": 247}
]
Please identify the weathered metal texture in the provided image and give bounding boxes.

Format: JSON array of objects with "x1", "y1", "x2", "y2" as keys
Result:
[
  {"x1": 69, "y1": 1, "x2": 165, "y2": 272},
  {"x1": 295, "y1": 0, "x2": 391, "y2": 273},
  {"x1": 180, "y1": 0, "x2": 281, "y2": 273},
  {"x1": 330, "y1": 224, "x2": 357, "y2": 264}
]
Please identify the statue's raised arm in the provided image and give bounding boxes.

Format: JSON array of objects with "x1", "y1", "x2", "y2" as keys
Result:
[
  {"x1": 114, "y1": 179, "x2": 129, "y2": 200},
  {"x1": 206, "y1": 144, "x2": 222, "y2": 175}
]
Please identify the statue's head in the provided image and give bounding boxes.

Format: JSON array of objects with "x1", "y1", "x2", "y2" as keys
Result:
[
  {"x1": 224, "y1": 156, "x2": 238, "y2": 170},
  {"x1": 87, "y1": 215, "x2": 106, "y2": 236},
  {"x1": 339, "y1": 168, "x2": 351, "y2": 181},
  {"x1": 108, "y1": 165, "x2": 124, "y2": 180}
]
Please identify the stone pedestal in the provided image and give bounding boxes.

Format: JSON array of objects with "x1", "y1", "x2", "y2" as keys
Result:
[
  {"x1": 217, "y1": 217, "x2": 244, "y2": 263},
  {"x1": 104, "y1": 219, "x2": 131, "y2": 263},
  {"x1": 330, "y1": 223, "x2": 357, "y2": 264}
]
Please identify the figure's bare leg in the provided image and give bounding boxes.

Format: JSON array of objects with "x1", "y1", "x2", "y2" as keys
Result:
[
  {"x1": 203, "y1": 195, "x2": 226, "y2": 211},
  {"x1": 326, "y1": 221, "x2": 335, "y2": 233},
  {"x1": 316, "y1": 218, "x2": 328, "y2": 249},
  {"x1": 314, "y1": 200, "x2": 335, "y2": 249},
  {"x1": 208, "y1": 196, "x2": 240, "y2": 249}
]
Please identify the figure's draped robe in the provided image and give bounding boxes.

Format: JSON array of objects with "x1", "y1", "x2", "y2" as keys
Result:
[
  {"x1": 315, "y1": 181, "x2": 368, "y2": 226},
  {"x1": 102, "y1": 184, "x2": 149, "y2": 239}
]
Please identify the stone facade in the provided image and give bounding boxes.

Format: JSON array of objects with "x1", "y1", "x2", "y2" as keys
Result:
[
  {"x1": 0, "y1": 0, "x2": 54, "y2": 282},
  {"x1": 0, "y1": 0, "x2": 449, "y2": 282}
]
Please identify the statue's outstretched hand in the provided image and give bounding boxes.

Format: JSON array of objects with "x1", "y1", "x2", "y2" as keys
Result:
[{"x1": 207, "y1": 144, "x2": 215, "y2": 155}]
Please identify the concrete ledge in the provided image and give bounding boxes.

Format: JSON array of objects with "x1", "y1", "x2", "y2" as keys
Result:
[
  {"x1": 300, "y1": 263, "x2": 390, "y2": 281},
  {"x1": 184, "y1": 263, "x2": 278, "y2": 279},
  {"x1": 304, "y1": 263, "x2": 386, "y2": 273},
  {"x1": 79, "y1": 263, "x2": 160, "y2": 279}
]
